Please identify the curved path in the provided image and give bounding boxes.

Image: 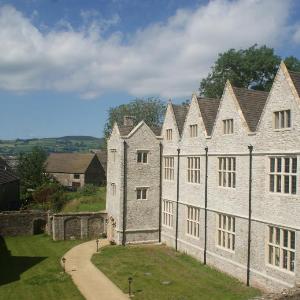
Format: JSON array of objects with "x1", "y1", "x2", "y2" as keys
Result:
[{"x1": 62, "y1": 239, "x2": 129, "y2": 300}]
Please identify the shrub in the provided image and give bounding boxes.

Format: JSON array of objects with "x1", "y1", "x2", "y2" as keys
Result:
[{"x1": 79, "y1": 184, "x2": 98, "y2": 196}]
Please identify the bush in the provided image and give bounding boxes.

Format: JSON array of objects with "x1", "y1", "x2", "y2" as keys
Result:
[{"x1": 79, "y1": 184, "x2": 98, "y2": 196}]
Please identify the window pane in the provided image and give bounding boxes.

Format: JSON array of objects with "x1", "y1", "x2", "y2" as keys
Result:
[
  {"x1": 137, "y1": 189, "x2": 141, "y2": 199},
  {"x1": 143, "y1": 153, "x2": 147, "y2": 163},
  {"x1": 284, "y1": 176, "x2": 289, "y2": 194},
  {"x1": 276, "y1": 175, "x2": 281, "y2": 192},
  {"x1": 290, "y1": 252, "x2": 295, "y2": 272},
  {"x1": 283, "y1": 230, "x2": 288, "y2": 247},
  {"x1": 292, "y1": 176, "x2": 297, "y2": 194},
  {"x1": 269, "y1": 227, "x2": 274, "y2": 243},
  {"x1": 292, "y1": 158, "x2": 297, "y2": 173},
  {"x1": 283, "y1": 249, "x2": 288, "y2": 269},
  {"x1": 269, "y1": 246, "x2": 273, "y2": 264},
  {"x1": 275, "y1": 228, "x2": 280, "y2": 245},
  {"x1": 285, "y1": 158, "x2": 290, "y2": 173},
  {"x1": 137, "y1": 152, "x2": 142, "y2": 162},
  {"x1": 287, "y1": 110, "x2": 291, "y2": 127},
  {"x1": 142, "y1": 189, "x2": 147, "y2": 199},
  {"x1": 270, "y1": 175, "x2": 275, "y2": 192},
  {"x1": 277, "y1": 158, "x2": 282, "y2": 172},
  {"x1": 275, "y1": 247, "x2": 280, "y2": 266},
  {"x1": 270, "y1": 158, "x2": 275, "y2": 172},
  {"x1": 290, "y1": 231, "x2": 295, "y2": 249}
]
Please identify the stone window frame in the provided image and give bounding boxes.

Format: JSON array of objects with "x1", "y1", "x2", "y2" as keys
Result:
[
  {"x1": 162, "y1": 199, "x2": 173, "y2": 228},
  {"x1": 189, "y1": 124, "x2": 198, "y2": 138},
  {"x1": 186, "y1": 205, "x2": 200, "y2": 238},
  {"x1": 136, "y1": 187, "x2": 148, "y2": 200},
  {"x1": 223, "y1": 119, "x2": 234, "y2": 134},
  {"x1": 273, "y1": 109, "x2": 291, "y2": 130},
  {"x1": 166, "y1": 129, "x2": 173, "y2": 141},
  {"x1": 187, "y1": 156, "x2": 200, "y2": 184},
  {"x1": 218, "y1": 157, "x2": 236, "y2": 188},
  {"x1": 269, "y1": 157, "x2": 297, "y2": 195},
  {"x1": 73, "y1": 173, "x2": 80, "y2": 179},
  {"x1": 164, "y1": 156, "x2": 175, "y2": 181},
  {"x1": 267, "y1": 225, "x2": 295, "y2": 273},
  {"x1": 217, "y1": 213, "x2": 235, "y2": 252},
  {"x1": 111, "y1": 183, "x2": 116, "y2": 196},
  {"x1": 137, "y1": 150, "x2": 149, "y2": 164}
]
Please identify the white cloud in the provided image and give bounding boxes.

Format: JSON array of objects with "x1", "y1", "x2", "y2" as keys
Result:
[{"x1": 0, "y1": 1, "x2": 295, "y2": 99}]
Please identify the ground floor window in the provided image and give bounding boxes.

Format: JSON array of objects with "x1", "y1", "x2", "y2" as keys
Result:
[
  {"x1": 136, "y1": 187, "x2": 147, "y2": 200},
  {"x1": 186, "y1": 206, "x2": 200, "y2": 238},
  {"x1": 268, "y1": 226, "x2": 295, "y2": 272},
  {"x1": 217, "y1": 214, "x2": 235, "y2": 251},
  {"x1": 162, "y1": 200, "x2": 173, "y2": 228}
]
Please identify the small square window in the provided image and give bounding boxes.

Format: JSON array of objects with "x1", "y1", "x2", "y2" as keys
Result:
[
  {"x1": 166, "y1": 129, "x2": 173, "y2": 141},
  {"x1": 273, "y1": 110, "x2": 291, "y2": 129},
  {"x1": 223, "y1": 119, "x2": 233, "y2": 134},
  {"x1": 74, "y1": 174, "x2": 80, "y2": 179},
  {"x1": 189, "y1": 124, "x2": 198, "y2": 137},
  {"x1": 137, "y1": 151, "x2": 148, "y2": 163},
  {"x1": 136, "y1": 188, "x2": 147, "y2": 200}
]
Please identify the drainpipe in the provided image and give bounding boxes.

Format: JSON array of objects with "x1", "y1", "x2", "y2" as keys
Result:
[
  {"x1": 204, "y1": 146, "x2": 208, "y2": 265},
  {"x1": 158, "y1": 142, "x2": 163, "y2": 243},
  {"x1": 247, "y1": 145, "x2": 253, "y2": 286},
  {"x1": 122, "y1": 140, "x2": 127, "y2": 246},
  {"x1": 175, "y1": 148, "x2": 180, "y2": 251}
]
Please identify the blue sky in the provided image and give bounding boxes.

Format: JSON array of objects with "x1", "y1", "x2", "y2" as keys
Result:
[{"x1": 0, "y1": 0, "x2": 300, "y2": 139}]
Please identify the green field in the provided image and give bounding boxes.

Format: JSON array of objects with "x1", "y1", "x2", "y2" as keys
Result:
[
  {"x1": 0, "y1": 136, "x2": 104, "y2": 156},
  {"x1": 92, "y1": 244, "x2": 261, "y2": 300},
  {"x1": 62, "y1": 186, "x2": 106, "y2": 212},
  {"x1": 0, "y1": 235, "x2": 83, "y2": 300}
]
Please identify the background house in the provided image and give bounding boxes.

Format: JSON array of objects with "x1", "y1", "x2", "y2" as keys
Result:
[
  {"x1": 45, "y1": 153, "x2": 106, "y2": 189},
  {"x1": 0, "y1": 157, "x2": 20, "y2": 211}
]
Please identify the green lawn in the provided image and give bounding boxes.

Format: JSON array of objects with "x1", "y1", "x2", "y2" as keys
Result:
[
  {"x1": 92, "y1": 245, "x2": 261, "y2": 300},
  {"x1": 62, "y1": 186, "x2": 106, "y2": 212},
  {"x1": 0, "y1": 235, "x2": 84, "y2": 300}
]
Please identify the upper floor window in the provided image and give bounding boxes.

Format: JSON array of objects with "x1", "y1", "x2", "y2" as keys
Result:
[
  {"x1": 217, "y1": 214, "x2": 235, "y2": 251},
  {"x1": 186, "y1": 206, "x2": 200, "y2": 238},
  {"x1": 269, "y1": 157, "x2": 297, "y2": 194},
  {"x1": 218, "y1": 157, "x2": 236, "y2": 188},
  {"x1": 111, "y1": 183, "x2": 116, "y2": 196},
  {"x1": 274, "y1": 110, "x2": 291, "y2": 129},
  {"x1": 110, "y1": 149, "x2": 117, "y2": 162},
  {"x1": 136, "y1": 187, "x2": 147, "y2": 200},
  {"x1": 223, "y1": 119, "x2": 233, "y2": 134},
  {"x1": 137, "y1": 151, "x2": 148, "y2": 163},
  {"x1": 162, "y1": 200, "x2": 173, "y2": 228},
  {"x1": 73, "y1": 174, "x2": 80, "y2": 179},
  {"x1": 268, "y1": 226, "x2": 295, "y2": 272},
  {"x1": 190, "y1": 124, "x2": 198, "y2": 137},
  {"x1": 166, "y1": 129, "x2": 173, "y2": 141},
  {"x1": 187, "y1": 157, "x2": 200, "y2": 184},
  {"x1": 164, "y1": 157, "x2": 174, "y2": 181}
]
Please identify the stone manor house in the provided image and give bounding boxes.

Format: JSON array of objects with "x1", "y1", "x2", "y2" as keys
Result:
[{"x1": 106, "y1": 62, "x2": 300, "y2": 292}]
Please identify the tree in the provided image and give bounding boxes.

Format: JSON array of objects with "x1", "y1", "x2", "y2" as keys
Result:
[
  {"x1": 17, "y1": 147, "x2": 50, "y2": 203},
  {"x1": 103, "y1": 98, "x2": 166, "y2": 140},
  {"x1": 200, "y1": 45, "x2": 300, "y2": 98}
]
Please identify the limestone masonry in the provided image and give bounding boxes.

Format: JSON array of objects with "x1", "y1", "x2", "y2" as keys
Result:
[{"x1": 106, "y1": 62, "x2": 300, "y2": 292}]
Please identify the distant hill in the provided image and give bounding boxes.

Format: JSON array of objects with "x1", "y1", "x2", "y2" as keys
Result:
[{"x1": 0, "y1": 136, "x2": 105, "y2": 156}]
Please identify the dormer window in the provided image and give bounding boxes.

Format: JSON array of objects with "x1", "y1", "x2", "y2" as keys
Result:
[
  {"x1": 190, "y1": 124, "x2": 198, "y2": 137},
  {"x1": 137, "y1": 151, "x2": 148, "y2": 163},
  {"x1": 223, "y1": 119, "x2": 233, "y2": 134},
  {"x1": 274, "y1": 110, "x2": 291, "y2": 129},
  {"x1": 166, "y1": 129, "x2": 172, "y2": 141}
]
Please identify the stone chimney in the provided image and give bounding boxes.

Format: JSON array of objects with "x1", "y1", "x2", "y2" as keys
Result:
[{"x1": 123, "y1": 116, "x2": 135, "y2": 126}]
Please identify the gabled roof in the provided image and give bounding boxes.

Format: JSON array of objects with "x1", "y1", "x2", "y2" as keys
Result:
[
  {"x1": 0, "y1": 169, "x2": 19, "y2": 185},
  {"x1": 172, "y1": 104, "x2": 189, "y2": 136},
  {"x1": 232, "y1": 87, "x2": 269, "y2": 132},
  {"x1": 96, "y1": 150, "x2": 107, "y2": 174},
  {"x1": 45, "y1": 153, "x2": 95, "y2": 174},
  {"x1": 289, "y1": 70, "x2": 300, "y2": 97},
  {"x1": 197, "y1": 98, "x2": 220, "y2": 136},
  {"x1": 117, "y1": 123, "x2": 161, "y2": 137}
]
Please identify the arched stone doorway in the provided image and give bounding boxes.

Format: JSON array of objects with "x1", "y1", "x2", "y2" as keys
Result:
[{"x1": 88, "y1": 217, "x2": 104, "y2": 239}]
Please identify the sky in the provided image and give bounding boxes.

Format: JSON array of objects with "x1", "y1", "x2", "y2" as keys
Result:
[{"x1": 0, "y1": 0, "x2": 300, "y2": 140}]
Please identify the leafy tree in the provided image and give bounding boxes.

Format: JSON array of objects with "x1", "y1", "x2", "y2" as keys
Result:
[
  {"x1": 103, "y1": 98, "x2": 166, "y2": 141},
  {"x1": 200, "y1": 45, "x2": 300, "y2": 98},
  {"x1": 17, "y1": 147, "x2": 50, "y2": 203}
]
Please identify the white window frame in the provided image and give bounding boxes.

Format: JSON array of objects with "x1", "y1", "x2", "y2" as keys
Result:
[
  {"x1": 187, "y1": 157, "x2": 200, "y2": 184},
  {"x1": 136, "y1": 187, "x2": 148, "y2": 200},
  {"x1": 166, "y1": 129, "x2": 173, "y2": 141},
  {"x1": 218, "y1": 157, "x2": 236, "y2": 188},
  {"x1": 217, "y1": 214, "x2": 235, "y2": 251},
  {"x1": 268, "y1": 226, "x2": 295, "y2": 272},
  {"x1": 164, "y1": 157, "x2": 174, "y2": 181},
  {"x1": 269, "y1": 157, "x2": 297, "y2": 195},
  {"x1": 137, "y1": 151, "x2": 148, "y2": 164},
  {"x1": 111, "y1": 183, "x2": 116, "y2": 196},
  {"x1": 189, "y1": 124, "x2": 198, "y2": 137},
  {"x1": 186, "y1": 206, "x2": 200, "y2": 238},
  {"x1": 162, "y1": 200, "x2": 173, "y2": 228},
  {"x1": 273, "y1": 110, "x2": 291, "y2": 130},
  {"x1": 223, "y1": 119, "x2": 234, "y2": 134}
]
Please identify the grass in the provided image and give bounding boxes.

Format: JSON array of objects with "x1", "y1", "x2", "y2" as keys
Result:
[
  {"x1": 61, "y1": 186, "x2": 106, "y2": 212},
  {"x1": 92, "y1": 244, "x2": 261, "y2": 300},
  {"x1": 0, "y1": 234, "x2": 84, "y2": 300}
]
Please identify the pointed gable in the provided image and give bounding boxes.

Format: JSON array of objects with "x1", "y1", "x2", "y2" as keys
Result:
[
  {"x1": 232, "y1": 87, "x2": 269, "y2": 132},
  {"x1": 197, "y1": 98, "x2": 220, "y2": 136},
  {"x1": 172, "y1": 104, "x2": 189, "y2": 136},
  {"x1": 288, "y1": 71, "x2": 300, "y2": 97}
]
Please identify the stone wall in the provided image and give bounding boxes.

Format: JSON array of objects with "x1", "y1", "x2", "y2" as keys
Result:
[
  {"x1": 0, "y1": 210, "x2": 48, "y2": 236},
  {"x1": 51, "y1": 211, "x2": 107, "y2": 240}
]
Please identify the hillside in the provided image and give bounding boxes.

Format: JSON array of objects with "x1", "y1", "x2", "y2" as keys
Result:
[{"x1": 0, "y1": 136, "x2": 104, "y2": 156}]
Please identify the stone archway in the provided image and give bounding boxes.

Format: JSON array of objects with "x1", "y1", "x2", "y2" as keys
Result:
[
  {"x1": 64, "y1": 217, "x2": 81, "y2": 240},
  {"x1": 33, "y1": 218, "x2": 46, "y2": 234},
  {"x1": 88, "y1": 217, "x2": 104, "y2": 239}
]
